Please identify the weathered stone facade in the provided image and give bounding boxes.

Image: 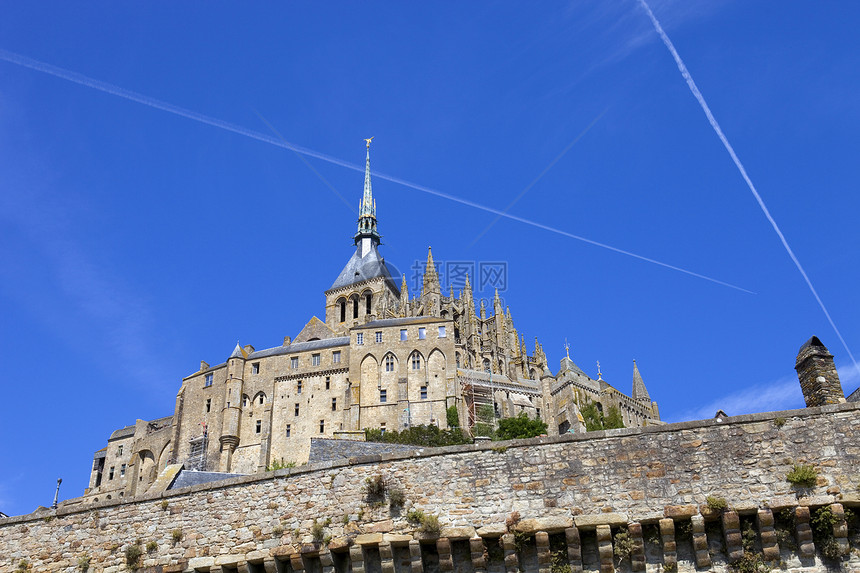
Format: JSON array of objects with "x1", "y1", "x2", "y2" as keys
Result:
[
  {"x1": 83, "y1": 143, "x2": 659, "y2": 503},
  {"x1": 3, "y1": 402, "x2": 859, "y2": 572}
]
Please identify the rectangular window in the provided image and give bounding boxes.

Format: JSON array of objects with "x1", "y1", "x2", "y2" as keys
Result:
[
  {"x1": 438, "y1": 326, "x2": 446, "y2": 338},
  {"x1": 297, "y1": 381, "x2": 302, "y2": 394},
  {"x1": 204, "y1": 373, "x2": 213, "y2": 387},
  {"x1": 258, "y1": 394, "x2": 264, "y2": 405},
  {"x1": 420, "y1": 386, "x2": 428, "y2": 400},
  {"x1": 400, "y1": 329, "x2": 407, "y2": 341},
  {"x1": 325, "y1": 376, "x2": 331, "y2": 390},
  {"x1": 380, "y1": 422, "x2": 386, "y2": 435},
  {"x1": 419, "y1": 327, "x2": 426, "y2": 340},
  {"x1": 332, "y1": 397, "x2": 337, "y2": 411},
  {"x1": 117, "y1": 445, "x2": 123, "y2": 456},
  {"x1": 319, "y1": 420, "x2": 325, "y2": 433},
  {"x1": 312, "y1": 353, "x2": 321, "y2": 366},
  {"x1": 380, "y1": 389, "x2": 387, "y2": 403},
  {"x1": 357, "y1": 333, "x2": 364, "y2": 345},
  {"x1": 375, "y1": 331, "x2": 383, "y2": 343},
  {"x1": 256, "y1": 420, "x2": 262, "y2": 434},
  {"x1": 295, "y1": 403, "x2": 300, "y2": 416},
  {"x1": 109, "y1": 467, "x2": 115, "y2": 480},
  {"x1": 332, "y1": 351, "x2": 341, "y2": 364},
  {"x1": 252, "y1": 362, "x2": 260, "y2": 374},
  {"x1": 120, "y1": 464, "x2": 126, "y2": 477},
  {"x1": 291, "y1": 357, "x2": 299, "y2": 369},
  {"x1": 536, "y1": 408, "x2": 541, "y2": 419},
  {"x1": 206, "y1": 398, "x2": 211, "y2": 413},
  {"x1": 286, "y1": 424, "x2": 291, "y2": 437}
]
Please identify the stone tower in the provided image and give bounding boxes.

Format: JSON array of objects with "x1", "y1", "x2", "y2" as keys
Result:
[
  {"x1": 795, "y1": 336, "x2": 845, "y2": 407},
  {"x1": 219, "y1": 343, "x2": 246, "y2": 472}
]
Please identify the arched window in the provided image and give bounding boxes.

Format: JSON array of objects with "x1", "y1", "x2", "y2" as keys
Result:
[
  {"x1": 353, "y1": 296, "x2": 359, "y2": 319},
  {"x1": 366, "y1": 293, "x2": 372, "y2": 315},
  {"x1": 411, "y1": 352, "x2": 421, "y2": 370},
  {"x1": 339, "y1": 299, "x2": 346, "y2": 323},
  {"x1": 483, "y1": 358, "x2": 491, "y2": 373},
  {"x1": 385, "y1": 354, "x2": 395, "y2": 372}
]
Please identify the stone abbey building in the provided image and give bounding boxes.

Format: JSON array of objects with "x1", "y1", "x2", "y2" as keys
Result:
[{"x1": 85, "y1": 143, "x2": 660, "y2": 501}]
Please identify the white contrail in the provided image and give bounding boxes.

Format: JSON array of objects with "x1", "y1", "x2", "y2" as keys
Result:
[
  {"x1": 1, "y1": 47, "x2": 752, "y2": 293},
  {"x1": 637, "y1": 0, "x2": 859, "y2": 373}
]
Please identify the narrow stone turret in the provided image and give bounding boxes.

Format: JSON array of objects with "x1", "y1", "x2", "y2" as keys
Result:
[{"x1": 795, "y1": 336, "x2": 844, "y2": 407}]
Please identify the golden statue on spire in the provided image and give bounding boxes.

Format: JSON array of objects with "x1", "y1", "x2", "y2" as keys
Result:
[{"x1": 364, "y1": 136, "x2": 374, "y2": 148}]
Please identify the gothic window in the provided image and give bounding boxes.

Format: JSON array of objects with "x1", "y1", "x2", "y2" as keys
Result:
[
  {"x1": 257, "y1": 393, "x2": 265, "y2": 405},
  {"x1": 385, "y1": 354, "x2": 395, "y2": 372},
  {"x1": 411, "y1": 352, "x2": 421, "y2": 370}
]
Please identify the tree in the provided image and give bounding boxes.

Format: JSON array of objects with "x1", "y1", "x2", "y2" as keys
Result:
[
  {"x1": 579, "y1": 402, "x2": 625, "y2": 432},
  {"x1": 446, "y1": 405, "x2": 459, "y2": 428},
  {"x1": 496, "y1": 412, "x2": 548, "y2": 440}
]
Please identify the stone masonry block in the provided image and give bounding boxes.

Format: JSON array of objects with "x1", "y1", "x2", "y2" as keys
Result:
[
  {"x1": 596, "y1": 525, "x2": 614, "y2": 573},
  {"x1": 794, "y1": 506, "x2": 815, "y2": 559},
  {"x1": 501, "y1": 533, "x2": 519, "y2": 573},
  {"x1": 535, "y1": 531, "x2": 551, "y2": 573},
  {"x1": 409, "y1": 540, "x2": 423, "y2": 573},
  {"x1": 690, "y1": 515, "x2": 711, "y2": 569},
  {"x1": 565, "y1": 526, "x2": 583, "y2": 573},
  {"x1": 659, "y1": 518, "x2": 677, "y2": 571},
  {"x1": 437, "y1": 537, "x2": 454, "y2": 573},
  {"x1": 470, "y1": 537, "x2": 487, "y2": 572},
  {"x1": 830, "y1": 503, "x2": 850, "y2": 556},
  {"x1": 627, "y1": 522, "x2": 646, "y2": 572},
  {"x1": 349, "y1": 545, "x2": 365, "y2": 573},
  {"x1": 379, "y1": 541, "x2": 395, "y2": 573},
  {"x1": 756, "y1": 509, "x2": 780, "y2": 563},
  {"x1": 721, "y1": 511, "x2": 744, "y2": 563}
]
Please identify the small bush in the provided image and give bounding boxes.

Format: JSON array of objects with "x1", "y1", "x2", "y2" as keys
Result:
[
  {"x1": 662, "y1": 563, "x2": 677, "y2": 573},
  {"x1": 342, "y1": 514, "x2": 350, "y2": 525},
  {"x1": 420, "y1": 513, "x2": 441, "y2": 534},
  {"x1": 773, "y1": 417, "x2": 786, "y2": 428},
  {"x1": 786, "y1": 464, "x2": 818, "y2": 488},
  {"x1": 389, "y1": 487, "x2": 406, "y2": 508},
  {"x1": 266, "y1": 458, "x2": 296, "y2": 471},
  {"x1": 446, "y1": 405, "x2": 459, "y2": 428},
  {"x1": 125, "y1": 544, "x2": 143, "y2": 569},
  {"x1": 160, "y1": 500, "x2": 169, "y2": 511},
  {"x1": 613, "y1": 528, "x2": 633, "y2": 565},
  {"x1": 273, "y1": 525, "x2": 285, "y2": 536},
  {"x1": 77, "y1": 553, "x2": 91, "y2": 572},
  {"x1": 706, "y1": 495, "x2": 728, "y2": 512},
  {"x1": 146, "y1": 540, "x2": 157, "y2": 553},
  {"x1": 171, "y1": 529, "x2": 183, "y2": 543},
  {"x1": 505, "y1": 511, "x2": 521, "y2": 531},
  {"x1": 731, "y1": 552, "x2": 770, "y2": 573},
  {"x1": 311, "y1": 519, "x2": 326, "y2": 542},
  {"x1": 407, "y1": 509, "x2": 425, "y2": 525},
  {"x1": 364, "y1": 475, "x2": 387, "y2": 498},
  {"x1": 16, "y1": 560, "x2": 31, "y2": 572}
]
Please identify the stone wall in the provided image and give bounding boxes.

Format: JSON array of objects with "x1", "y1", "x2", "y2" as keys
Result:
[
  {"x1": 307, "y1": 438, "x2": 422, "y2": 464},
  {"x1": 3, "y1": 402, "x2": 860, "y2": 572}
]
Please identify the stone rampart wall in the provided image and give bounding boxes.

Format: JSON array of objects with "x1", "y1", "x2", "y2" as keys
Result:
[{"x1": 2, "y1": 402, "x2": 859, "y2": 572}]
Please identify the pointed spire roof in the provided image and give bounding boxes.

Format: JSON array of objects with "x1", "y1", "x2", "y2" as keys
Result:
[
  {"x1": 632, "y1": 360, "x2": 651, "y2": 402},
  {"x1": 422, "y1": 246, "x2": 440, "y2": 295},
  {"x1": 230, "y1": 342, "x2": 247, "y2": 359},
  {"x1": 354, "y1": 138, "x2": 380, "y2": 245}
]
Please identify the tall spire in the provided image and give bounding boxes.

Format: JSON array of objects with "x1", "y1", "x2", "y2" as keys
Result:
[
  {"x1": 355, "y1": 138, "x2": 380, "y2": 246},
  {"x1": 631, "y1": 360, "x2": 651, "y2": 402},
  {"x1": 422, "y1": 247, "x2": 440, "y2": 296}
]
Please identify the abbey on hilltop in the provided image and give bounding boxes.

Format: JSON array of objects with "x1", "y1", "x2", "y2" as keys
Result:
[{"x1": 85, "y1": 142, "x2": 660, "y2": 501}]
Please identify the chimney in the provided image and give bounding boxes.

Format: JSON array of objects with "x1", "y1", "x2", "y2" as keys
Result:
[
  {"x1": 200, "y1": 360, "x2": 209, "y2": 372},
  {"x1": 795, "y1": 336, "x2": 845, "y2": 407},
  {"x1": 283, "y1": 336, "x2": 291, "y2": 346}
]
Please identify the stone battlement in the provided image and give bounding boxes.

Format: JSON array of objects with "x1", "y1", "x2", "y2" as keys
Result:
[{"x1": 2, "y1": 402, "x2": 859, "y2": 572}]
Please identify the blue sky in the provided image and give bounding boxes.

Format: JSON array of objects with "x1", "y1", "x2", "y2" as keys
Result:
[{"x1": 1, "y1": 2, "x2": 859, "y2": 516}]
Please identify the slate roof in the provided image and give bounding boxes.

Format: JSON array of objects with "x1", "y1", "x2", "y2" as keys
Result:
[
  {"x1": 847, "y1": 386, "x2": 860, "y2": 403},
  {"x1": 329, "y1": 243, "x2": 400, "y2": 294},
  {"x1": 356, "y1": 316, "x2": 448, "y2": 329},
  {"x1": 248, "y1": 337, "x2": 350, "y2": 359},
  {"x1": 108, "y1": 425, "x2": 136, "y2": 441},
  {"x1": 169, "y1": 470, "x2": 247, "y2": 490}
]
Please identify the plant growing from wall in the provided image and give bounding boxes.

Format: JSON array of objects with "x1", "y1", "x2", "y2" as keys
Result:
[
  {"x1": 773, "y1": 417, "x2": 786, "y2": 428},
  {"x1": 77, "y1": 553, "x2": 91, "y2": 572},
  {"x1": 160, "y1": 500, "x2": 169, "y2": 511},
  {"x1": 364, "y1": 475, "x2": 387, "y2": 499},
  {"x1": 146, "y1": 541, "x2": 158, "y2": 553},
  {"x1": 365, "y1": 424, "x2": 469, "y2": 447},
  {"x1": 266, "y1": 458, "x2": 295, "y2": 471},
  {"x1": 311, "y1": 518, "x2": 332, "y2": 543},
  {"x1": 407, "y1": 509, "x2": 425, "y2": 525},
  {"x1": 505, "y1": 511, "x2": 521, "y2": 531},
  {"x1": 706, "y1": 496, "x2": 728, "y2": 513},
  {"x1": 613, "y1": 527, "x2": 633, "y2": 565},
  {"x1": 786, "y1": 464, "x2": 818, "y2": 488},
  {"x1": 419, "y1": 513, "x2": 441, "y2": 534},
  {"x1": 125, "y1": 544, "x2": 143, "y2": 570},
  {"x1": 171, "y1": 529, "x2": 183, "y2": 543},
  {"x1": 389, "y1": 487, "x2": 406, "y2": 508},
  {"x1": 16, "y1": 559, "x2": 32, "y2": 572},
  {"x1": 810, "y1": 505, "x2": 850, "y2": 561}
]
